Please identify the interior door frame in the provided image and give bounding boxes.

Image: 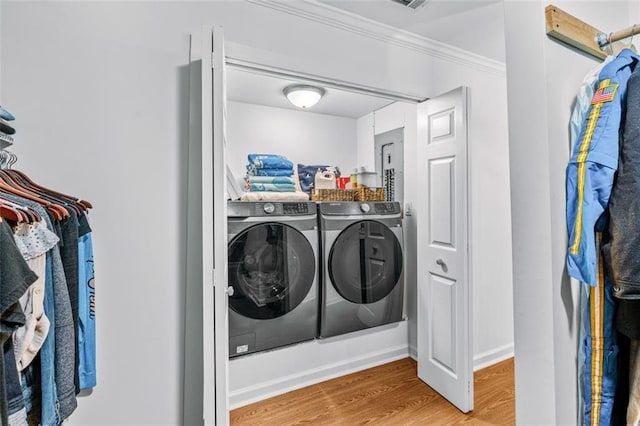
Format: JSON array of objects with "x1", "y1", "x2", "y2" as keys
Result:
[{"x1": 197, "y1": 25, "x2": 478, "y2": 424}]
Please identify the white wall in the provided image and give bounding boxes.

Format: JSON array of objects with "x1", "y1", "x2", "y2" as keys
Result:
[
  {"x1": 356, "y1": 112, "x2": 374, "y2": 173},
  {"x1": 1, "y1": 1, "x2": 512, "y2": 424},
  {"x1": 226, "y1": 101, "x2": 357, "y2": 184},
  {"x1": 419, "y1": 2, "x2": 506, "y2": 63},
  {"x1": 504, "y1": 1, "x2": 633, "y2": 423}
]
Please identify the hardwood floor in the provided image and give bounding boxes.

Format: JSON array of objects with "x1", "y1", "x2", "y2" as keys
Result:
[{"x1": 231, "y1": 357, "x2": 515, "y2": 425}]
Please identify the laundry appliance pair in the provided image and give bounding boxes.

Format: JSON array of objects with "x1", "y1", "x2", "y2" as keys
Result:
[{"x1": 226, "y1": 200, "x2": 404, "y2": 358}]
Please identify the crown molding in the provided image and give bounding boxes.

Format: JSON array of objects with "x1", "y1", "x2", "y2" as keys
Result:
[{"x1": 246, "y1": 0, "x2": 506, "y2": 76}]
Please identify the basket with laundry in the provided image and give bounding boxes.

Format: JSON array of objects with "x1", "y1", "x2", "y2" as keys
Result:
[{"x1": 305, "y1": 165, "x2": 385, "y2": 201}]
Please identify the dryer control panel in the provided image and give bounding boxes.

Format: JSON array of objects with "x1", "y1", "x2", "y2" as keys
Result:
[
  {"x1": 318, "y1": 201, "x2": 401, "y2": 216},
  {"x1": 227, "y1": 201, "x2": 316, "y2": 217}
]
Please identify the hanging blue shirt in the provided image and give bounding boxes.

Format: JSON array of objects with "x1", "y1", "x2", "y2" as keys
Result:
[
  {"x1": 566, "y1": 48, "x2": 640, "y2": 286},
  {"x1": 78, "y1": 230, "x2": 96, "y2": 390}
]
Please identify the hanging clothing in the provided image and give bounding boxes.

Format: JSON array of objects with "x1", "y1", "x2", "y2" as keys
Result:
[
  {"x1": 569, "y1": 55, "x2": 616, "y2": 426},
  {"x1": 0, "y1": 160, "x2": 95, "y2": 423},
  {"x1": 566, "y1": 48, "x2": 640, "y2": 426},
  {"x1": 582, "y1": 232, "x2": 618, "y2": 426},
  {"x1": 603, "y1": 61, "x2": 640, "y2": 426},
  {"x1": 12, "y1": 220, "x2": 59, "y2": 372},
  {"x1": 604, "y1": 66, "x2": 640, "y2": 299},
  {"x1": 58, "y1": 209, "x2": 80, "y2": 393},
  {"x1": 0, "y1": 218, "x2": 38, "y2": 425},
  {"x1": 566, "y1": 48, "x2": 640, "y2": 286},
  {"x1": 2, "y1": 193, "x2": 78, "y2": 423},
  {"x1": 77, "y1": 212, "x2": 96, "y2": 390}
]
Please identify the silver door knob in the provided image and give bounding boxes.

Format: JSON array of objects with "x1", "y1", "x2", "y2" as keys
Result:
[
  {"x1": 226, "y1": 286, "x2": 235, "y2": 297},
  {"x1": 436, "y1": 258, "x2": 446, "y2": 267}
]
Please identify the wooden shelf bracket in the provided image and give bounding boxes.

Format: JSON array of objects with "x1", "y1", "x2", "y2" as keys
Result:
[{"x1": 545, "y1": 4, "x2": 636, "y2": 60}]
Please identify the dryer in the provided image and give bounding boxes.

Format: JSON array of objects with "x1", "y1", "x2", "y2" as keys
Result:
[
  {"x1": 227, "y1": 201, "x2": 319, "y2": 357},
  {"x1": 318, "y1": 201, "x2": 404, "y2": 338}
]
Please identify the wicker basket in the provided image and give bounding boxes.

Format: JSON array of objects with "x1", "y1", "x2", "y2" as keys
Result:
[
  {"x1": 354, "y1": 187, "x2": 385, "y2": 201},
  {"x1": 311, "y1": 188, "x2": 356, "y2": 201}
]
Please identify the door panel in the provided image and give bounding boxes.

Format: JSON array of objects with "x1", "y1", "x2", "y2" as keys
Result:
[
  {"x1": 211, "y1": 26, "x2": 230, "y2": 426},
  {"x1": 197, "y1": 26, "x2": 229, "y2": 425},
  {"x1": 429, "y1": 157, "x2": 455, "y2": 248},
  {"x1": 417, "y1": 87, "x2": 472, "y2": 413},
  {"x1": 430, "y1": 273, "x2": 456, "y2": 375},
  {"x1": 429, "y1": 108, "x2": 455, "y2": 142}
]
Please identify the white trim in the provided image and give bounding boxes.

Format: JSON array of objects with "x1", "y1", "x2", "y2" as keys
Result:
[
  {"x1": 408, "y1": 344, "x2": 418, "y2": 361},
  {"x1": 247, "y1": 0, "x2": 506, "y2": 76},
  {"x1": 227, "y1": 57, "x2": 426, "y2": 103},
  {"x1": 473, "y1": 343, "x2": 514, "y2": 371},
  {"x1": 230, "y1": 344, "x2": 409, "y2": 409}
]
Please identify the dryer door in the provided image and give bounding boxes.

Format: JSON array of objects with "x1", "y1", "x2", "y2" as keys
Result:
[
  {"x1": 228, "y1": 222, "x2": 316, "y2": 319},
  {"x1": 329, "y1": 220, "x2": 403, "y2": 304}
]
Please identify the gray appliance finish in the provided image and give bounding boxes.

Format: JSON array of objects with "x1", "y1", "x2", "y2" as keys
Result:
[
  {"x1": 227, "y1": 201, "x2": 319, "y2": 357},
  {"x1": 318, "y1": 201, "x2": 404, "y2": 338}
]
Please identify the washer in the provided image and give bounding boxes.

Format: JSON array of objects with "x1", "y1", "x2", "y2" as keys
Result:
[
  {"x1": 318, "y1": 201, "x2": 404, "y2": 338},
  {"x1": 227, "y1": 201, "x2": 319, "y2": 358}
]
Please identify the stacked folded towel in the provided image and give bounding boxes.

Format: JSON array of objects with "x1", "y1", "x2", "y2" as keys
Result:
[
  {"x1": 0, "y1": 105, "x2": 16, "y2": 145},
  {"x1": 245, "y1": 154, "x2": 296, "y2": 192}
]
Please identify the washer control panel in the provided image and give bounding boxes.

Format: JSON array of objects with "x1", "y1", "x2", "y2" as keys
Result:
[
  {"x1": 227, "y1": 201, "x2": 316, "y2": 218},
  {"x1": 317, "y1": 201, "x2": 401, "y2": 216}
]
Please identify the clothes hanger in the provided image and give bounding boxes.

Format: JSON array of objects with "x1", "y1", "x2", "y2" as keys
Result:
[
  {"x1": 0, "y1": 150, "x2": 85, "y2": 219},
  {"x1": 628, "y1": 25, "x2": 638, "y2": 53},
  {"x1": 0, "y1": 199, "x2": 27, "y2": 223},
  {"x1": 5, "y1": 164, "x2": 92, "y2": 211},
  {"x1": 0, "y1": 151, "x2": 79, "y2": 218},
  {"x1": 5, "y1": 170, "x2": 87, "y2": 214},
  {"x1": 608, "y1": 32, "x2": 615, "y2": 56},
  {"x1": 0, "y1": 175, "x2": 67, "y2": 221},
  {"x1": 0, "y1": 196, "x2": 42, "y2": 223},
  {"x1": 5, "y1": 150, "x2": 92, "y2": 210}
]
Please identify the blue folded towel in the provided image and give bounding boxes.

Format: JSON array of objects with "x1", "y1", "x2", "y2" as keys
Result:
[
  {"x1": 247, "y1": 176, "x2": 295, "y2": 185},
  {"x1": 247, "y1": 154, "x2": 294, "y2": 170},
  {"x1": 249, "y1": 183, "x2": 296, "y2": 192},
  {"x1": 246, "y1": 167, "x2": 294, "y2": 177},
  {"x1": 0, "y1": 106, "x2": 15, "y2": 121}
]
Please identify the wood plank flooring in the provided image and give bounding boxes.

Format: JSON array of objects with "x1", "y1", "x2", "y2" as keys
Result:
[{"x1": 231, "y1": 357, "x2": 515, "y2": 425}]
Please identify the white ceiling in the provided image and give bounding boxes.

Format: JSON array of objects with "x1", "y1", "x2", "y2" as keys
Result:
[{"x1": 226, "y1": 67, "x2": 395, "y2": 119}]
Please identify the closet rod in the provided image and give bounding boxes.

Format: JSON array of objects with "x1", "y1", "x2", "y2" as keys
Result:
[
  {"x1": 545, "y1": 4, "x2": 630, "y2": 60},
  {"x1": 225, "y1": 57, "x2": 428, "y2": 104},
  {"x1": 596, "y1": 24, "x2": 640, "y2": 50}
]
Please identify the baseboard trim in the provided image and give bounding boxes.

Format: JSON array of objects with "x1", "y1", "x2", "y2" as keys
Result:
[
  {"x1": 408, "y1": 344, "x2": 417, "y2": 361},
  {"x1": 473, "y1": 343, "x2": 514, "y2": 371},
  {"x1": 230, "y1": 344, "x2": 409, "y2": 409}
]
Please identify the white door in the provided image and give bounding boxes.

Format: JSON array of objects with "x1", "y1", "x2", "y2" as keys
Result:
[
  {"x1": 202, "y1": 26, "x2": 230, "y2": 425},
  {"x1": 416, "y1": 87, "x2": 472, "y2": 413}
]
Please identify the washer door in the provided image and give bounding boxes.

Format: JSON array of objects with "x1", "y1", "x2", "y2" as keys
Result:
[
  {"x1": 228, "y1": 222, "x2": 316, "y2": 320},
  {"x1": 329, "y1": 220, "x2": 403, "y2": 304}
]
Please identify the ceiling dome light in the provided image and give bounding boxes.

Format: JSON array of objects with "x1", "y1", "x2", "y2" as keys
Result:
[{"x1": 283, "y1": 84, "x2": 325, "y2": 109}]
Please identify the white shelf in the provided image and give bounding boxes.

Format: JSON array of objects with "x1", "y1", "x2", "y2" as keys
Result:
[{"x1": 0, "y1": 132, "x2": 14, "y2": 150}]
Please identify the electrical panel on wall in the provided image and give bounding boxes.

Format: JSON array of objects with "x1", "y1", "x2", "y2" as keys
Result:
[{"x1": 374, "y1": 128, "x2": 404, "y2": 204}]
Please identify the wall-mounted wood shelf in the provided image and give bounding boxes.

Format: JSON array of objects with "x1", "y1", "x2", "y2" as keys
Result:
[{"x1": 545, "y1": 4, "x2": 632, "y2": 60}]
